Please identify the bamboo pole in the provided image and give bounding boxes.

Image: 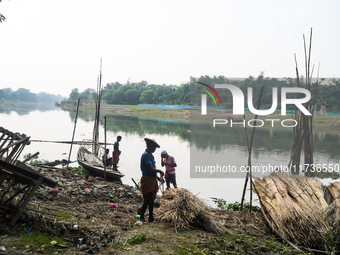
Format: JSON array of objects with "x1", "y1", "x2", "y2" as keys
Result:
[
  {"x1": 240, "y1": 86, "x2": 264, "y2": 211},
  {"x1": 289, "y1": 28, "x2": 318, "y2": 177},
  {"x1": 132, "y1": 178, "x2": 142, "y2": 193},
  {"x1": 104, "y1": 116, "x2": 107, "y2": 180},
  {"x1": 67, "y1": 98, "x2": 80, "y2": 167},
  {"x1": 240, "y1": 112, "x2": 250, "y2": 210},
  {"x1": 22, "y1": 151, "x2": 39, "y2": 163},
  {"x1": 30, "y1": 140, "x2": 114, "y2": 145}
]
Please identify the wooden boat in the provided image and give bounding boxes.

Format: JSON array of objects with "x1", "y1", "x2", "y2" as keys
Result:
[{"x1": 77, "y1": 139, "x2": 124, "y2": 181}]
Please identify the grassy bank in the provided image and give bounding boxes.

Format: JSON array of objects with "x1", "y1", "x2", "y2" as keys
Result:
[{"x1": 60, "y1": 103, "x2": 340, "y2": 131}]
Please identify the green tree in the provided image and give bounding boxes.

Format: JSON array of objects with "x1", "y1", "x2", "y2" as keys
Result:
[
  {"x1": 134, "y1": 80, "x2": 148, "y2": 92},
  {"x1": 69, "y1": 88, "x2": 79, "y2": 100},
  {"x1": 14, "y1": 88, "x2": 38, "y2": 102},
  {"x1": 124, "y1": 89, "x2": 141, "y2": 105},
  {"x1": 140, "y1": 90, "x2": 157, "y2": 104},
  {"x1": 79, "y1": 88, "x2": 96, "y2": 100},
  {"x1": 104, "y1": 85, "x2": 137, "y2": 104},
  {"x1": 111, "y1": 90, "x2": 125, "y2": 104},
  {"x1": 102, "y1": 82, "x2": 122, "y2": 95}
]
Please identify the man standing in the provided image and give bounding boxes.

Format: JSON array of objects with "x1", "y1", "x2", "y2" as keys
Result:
[
  {"x1": 139, "y1": 138, "x2": 164, "y2": 222},
  {"x1": 161, "y1": 150, "x2": 177, "y2": 189},
  {"x1": 112, "y1": 135, "x2": 122, "y2": 170}
]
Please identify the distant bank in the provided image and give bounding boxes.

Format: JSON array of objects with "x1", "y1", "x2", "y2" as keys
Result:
[{"x1": 58, "y1": 103, "x2": 340, "y2": 131}]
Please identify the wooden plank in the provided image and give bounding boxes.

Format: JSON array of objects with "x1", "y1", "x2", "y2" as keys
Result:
[
  {"x1": 0, "y1": 160, "x2": 56, "y2": 187},
  {"x1": 11, "y1": 177, "x2": 43, "y2": 225}
]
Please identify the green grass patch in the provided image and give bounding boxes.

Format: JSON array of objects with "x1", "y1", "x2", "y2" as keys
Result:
[
  {"x1": 173, "y1": 241, "x2": 202, "y2": 255},
  {"x1": 11, "y1": 231, "x2": 71, "y2": 254},
  {"x1": 53, "y1": 211, "x2": 73, "y2": 221},
  {"x1": 71, "y1": 167, "x2": 89, "y2": 175},
  {"x1": 23, "y1": 153, "x2": 49, "y2": 166},
  {"x1": 128, "y1": 233, "x2": 147, "y2": 245},
  {"x1": 213, "y1": 198, "x2": 261, "y2": 212}
]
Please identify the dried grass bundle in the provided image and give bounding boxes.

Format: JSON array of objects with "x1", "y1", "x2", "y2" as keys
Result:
[
  {"x1": 157, "y1": 188, "x2": 224, "y2": 234},
  {"x1": 325, "y1": 182, "x2": 340, "y2": 233},
  {"x1": 253, "y1": 175, "x2": 329, "y2": 249}
]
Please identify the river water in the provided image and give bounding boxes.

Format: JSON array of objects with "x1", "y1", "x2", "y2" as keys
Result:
[{"x1": 1, "y1": 104, "x2": 340, "y2": 206}]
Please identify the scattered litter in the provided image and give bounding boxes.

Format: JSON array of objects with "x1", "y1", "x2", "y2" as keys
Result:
[
  {"x1": 110, "y1": 203, "x2": 117, "y2": 208},
  {"x1": 23, "y1": 228, "x2": 32, "y2": 236},
  {"x1": 78, "y1": 238, "x2": 83, "y2": 244},
  {"x1": 0, "y1": 246, "x2": 6, "y2": 251},
  {"x1": 49, "y1": 189, "x2": 58, "y2": 195}
]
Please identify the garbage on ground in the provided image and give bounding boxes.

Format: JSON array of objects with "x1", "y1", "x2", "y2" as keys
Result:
[{"x1": 49, "y1": 189, "x2": 58, "y2": 195}]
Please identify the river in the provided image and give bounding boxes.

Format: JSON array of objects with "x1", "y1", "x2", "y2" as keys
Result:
[{"x1": 1, "y1": 104, "x2": 340, "y2": 207}]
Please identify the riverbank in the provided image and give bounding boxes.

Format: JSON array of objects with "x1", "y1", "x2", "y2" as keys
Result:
[
  {"x1": 0, "y1": 167, "x2": 304, "y2": 254},
  {"x1": 59, "y1": 103, "x2": 340, "y2": 131}
]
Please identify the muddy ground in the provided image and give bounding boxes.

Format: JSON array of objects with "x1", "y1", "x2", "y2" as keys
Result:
[{"x1": 0, "y1": 167, "x2": 309, "y2": 254}]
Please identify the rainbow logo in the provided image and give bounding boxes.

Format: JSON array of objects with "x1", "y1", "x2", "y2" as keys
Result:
[{"x1": 196, "y1": 82, "x2": 222, "y2": 106}]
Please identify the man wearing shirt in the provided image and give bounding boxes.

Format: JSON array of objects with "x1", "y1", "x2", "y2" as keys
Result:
[{"x1": 139, "y1": 138, "x2": 164, "y2": 222}]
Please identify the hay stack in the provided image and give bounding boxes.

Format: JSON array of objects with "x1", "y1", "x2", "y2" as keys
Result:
[
  {"x1": 325, "y1": 182, "x2": 340, "y2": 233},
  {"x1": 253, "y1": 174, "x2": 330, "y2": 249},
  {"x1": 157, "y1": 188, "x2": 224, "y2": 234}
]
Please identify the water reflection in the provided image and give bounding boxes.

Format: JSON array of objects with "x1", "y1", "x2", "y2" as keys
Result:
[
  {"x1": 70, "y1": 111, "x2": 340, "y2": 160},
  {"x1": 0, "y1": 103, "x2": 58, "y2": 115},
  {"x1": 71, "y1": 112, "x2": 191, "y2": 142},
  {"x1": 2, "y1": 106, "x2": 340, "y2": 205}
]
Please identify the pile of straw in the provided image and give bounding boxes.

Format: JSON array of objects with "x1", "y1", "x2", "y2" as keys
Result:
[
  {"x1": 157, "y1": 188, "x2": 224, "y2": 234},
  {"x1": 253, "y1": 173, "x2": 330, "y2": 249},
  {"x1": 325, "y1": 182, "x2": 340, "y2": 234}
]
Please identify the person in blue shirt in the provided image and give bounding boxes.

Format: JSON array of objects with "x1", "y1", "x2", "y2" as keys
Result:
[{"x1": 139, "y1": 138, "x2": 164, "y2": 222}]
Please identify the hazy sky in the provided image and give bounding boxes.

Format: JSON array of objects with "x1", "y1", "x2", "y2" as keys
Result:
[{"x1": 1, "y1": 0, "x2": 339, "y2": 97}]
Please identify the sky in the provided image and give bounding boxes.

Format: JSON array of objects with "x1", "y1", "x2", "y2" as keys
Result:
[{"x1": 1, "y1": 0, "x2": 340, "y2": 97}]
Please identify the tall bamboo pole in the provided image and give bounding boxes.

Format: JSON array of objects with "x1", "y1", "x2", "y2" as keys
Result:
[
  {"x1": 240, "y1": 86, "x2": 264, "y2": 211},
  {"x1": 104, "y1": 116, "x2": 107, "y2": 180},
  {"x1": 67, "y1": 98, "x2": 80, "y2": 167},
  {"x1": 289, "y1": 28, "x2": 318, "y2": 177}
]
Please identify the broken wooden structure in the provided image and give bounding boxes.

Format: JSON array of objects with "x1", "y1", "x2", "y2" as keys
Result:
[{"x1": 0, "y1": 126, "x2": 57, "y2": 225}]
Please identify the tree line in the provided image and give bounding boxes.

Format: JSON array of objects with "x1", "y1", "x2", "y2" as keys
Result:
[
  {"x1": 68, "y1": 80, "x2": 189, "y2": 106},
  {"x1": 66, "y1": 75, "x2": 340, "y2": 113},
  {"x1": 0, "y1": 88, "x2": 65, "y2": 104}
]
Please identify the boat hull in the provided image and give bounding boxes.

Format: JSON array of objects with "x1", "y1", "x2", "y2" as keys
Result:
[{"x1": 78, "y1": 160, "x2": 124, "y2": 181}]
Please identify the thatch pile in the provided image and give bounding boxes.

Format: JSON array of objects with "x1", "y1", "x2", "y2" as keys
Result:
[
  {"x1": 253, "y1": 172, "x2": 340, "y2": 250},
  {"x1": 157, "y1": 188, "x2": 224, "y2": 234},
  {"x1": 325, "y1": 182, "x2": 340, "y2": 233}
]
